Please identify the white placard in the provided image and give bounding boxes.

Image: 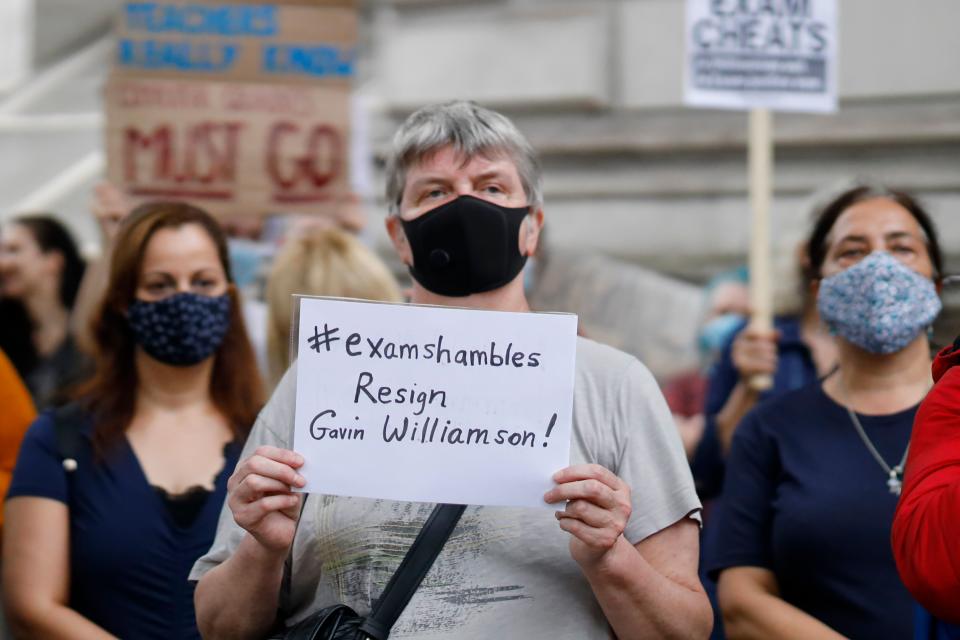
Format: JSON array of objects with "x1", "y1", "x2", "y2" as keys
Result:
[
  {"x1": 684, "y1": 0, "x2": 837, "y2": 113},
  {"x1": 292, "y1": 297, "x2": 578, "y2": 509}
]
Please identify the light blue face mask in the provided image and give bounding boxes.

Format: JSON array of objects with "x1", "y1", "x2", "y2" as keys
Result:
[
  {"x1": 817, "y1": 251, "x2": 941, "y2": 354},
  {"x1": 698, "y1": 313, "x2": 744, "y2": 358},
  {"x1": 227, "y1": 238, "x2": 272, "y2": 291}
]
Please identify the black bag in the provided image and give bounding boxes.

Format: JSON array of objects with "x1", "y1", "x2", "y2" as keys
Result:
[
  {"x1": 278, "y1": 502, "x2": 465, "y2": 640},
  {"x1": 280, "y1": 604, "x2": 363, "y2": 640}
]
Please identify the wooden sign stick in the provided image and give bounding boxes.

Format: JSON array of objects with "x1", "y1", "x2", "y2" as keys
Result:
[{"x1": 748, "y1": 107, "x2": 774, "y2": 391}]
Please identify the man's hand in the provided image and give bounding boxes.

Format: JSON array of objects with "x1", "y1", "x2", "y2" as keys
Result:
[
  {"x1": 227, "y1": 446, "x2": 306, "y2": 554},
  {"x1": 731, "y1": 326, "x2": 779, "y2": 381},
  {"x1": 544, "y1": 464, "x2": 632, "y2": 567}
]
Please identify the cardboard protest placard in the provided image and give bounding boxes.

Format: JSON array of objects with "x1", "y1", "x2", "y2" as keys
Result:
[
  {"x1": 104, "y1": 75, "x2": 350, "y2": 217},
  {"x1": 684, "y1": 0, "x2": 837, "y2": 113},
  {"x1": 105, "y1": 1, "x2": 357, "y2": 217},
  {"x1": 292, "y1": 297, "x2": 578, "y2": 509},
  {"x1": 113, "y1": 1, "x2": 356, "y2": 85}
]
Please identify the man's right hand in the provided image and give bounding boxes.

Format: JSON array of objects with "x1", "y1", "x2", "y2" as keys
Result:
[
  {"x1": 227, "y1": 446, "x2": 306, "y2": 554},
  {"x1": 731, "y1": 326, "x2": 779, "y2": 382}
]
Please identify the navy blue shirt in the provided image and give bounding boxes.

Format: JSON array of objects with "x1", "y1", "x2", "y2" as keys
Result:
[
  {"x1": 917, "y1": 608, "x2": 960, "y2": 640},
  {"x1": 6, "y1": 412, "x2": 242, "y2": 639},
  {"x1": 692, "y1": 316, "x2": 819, "y2": 500},
  {"x1": 708, "y1": 381, "x2": 916, "y2": 639}
]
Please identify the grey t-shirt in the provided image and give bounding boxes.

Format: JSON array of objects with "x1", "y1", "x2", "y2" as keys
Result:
[{"x1": 191, "y1": 337, "x2": 701, "y2": 638}]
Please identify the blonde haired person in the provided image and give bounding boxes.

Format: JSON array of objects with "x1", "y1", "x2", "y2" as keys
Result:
[{"x1": 266, "y1": 228, "x2": 402, "y2": 388}]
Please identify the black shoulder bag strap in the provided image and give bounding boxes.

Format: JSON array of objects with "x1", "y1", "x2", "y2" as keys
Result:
[
  {"x1": 277, "y1": 495, "x2": 311, "y2": 620},
  {"x1": 277, "y1": 502, "x2": 465, "y2": 640},
  {"x1": 357, "y1": 503, "x2": 466, "y2": 640}
]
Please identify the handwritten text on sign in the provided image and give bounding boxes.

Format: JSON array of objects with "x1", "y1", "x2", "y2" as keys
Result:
[
  {"x1": 105, "y1": 76, "x2": 349, "y2": 217},
  {"x1": 292, "y1": 298, "x2": 578, "y2": 508},
  {"x1": 684, "y1": 0, "x2": 837, "y2": 113}
]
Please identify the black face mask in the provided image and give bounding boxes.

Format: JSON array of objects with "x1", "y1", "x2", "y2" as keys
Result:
[{"x1": 400, "y1": 195, "x2": 530, "y2": 297}]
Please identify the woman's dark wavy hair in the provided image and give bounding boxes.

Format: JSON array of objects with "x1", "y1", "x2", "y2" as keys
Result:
[
  {"x1": 804, "y1": 184, "x2": 943, "y2": 282},
  {"x1": 11, "y1": 215, "x2": 86, "y2": 308},
  {"x1": 78, "y1": 201, "x2": 264, "y2": 455},
  {"x1": 0, "y1": 215, "x2": 86, "y2": 376}
]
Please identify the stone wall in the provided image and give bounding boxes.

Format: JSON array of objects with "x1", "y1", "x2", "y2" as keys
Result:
[
  {"x1": 355, "y1": 0, "x2": 960, "y2": 359},
  {"x1": 360, "y1": 0, "x2": 960, "y2": 279}
]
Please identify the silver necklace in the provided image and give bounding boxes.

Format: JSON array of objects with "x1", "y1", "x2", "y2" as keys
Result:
[
  {"x1": 839, "y1": 379, "x2": 911, "y2": 496},
  {"x1": 844, "y1": 405, "x2": 909, "y2": 496}
]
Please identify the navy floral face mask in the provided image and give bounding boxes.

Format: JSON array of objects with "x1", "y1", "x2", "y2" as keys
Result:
[
  {"x1": 817, "y1": 251, "x2": 941, "y2": 354},
  {"x1": 127, "y1": 292, "x2": 232, "y2": 366}
]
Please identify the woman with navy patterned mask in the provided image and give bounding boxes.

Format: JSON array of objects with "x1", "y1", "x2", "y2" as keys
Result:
[
  {"x1": 3, "y1": 201, "x2": 264, "y2": 639},
  {"x1": 708, "y1": 185, "x2": 943, "y2": 640}
]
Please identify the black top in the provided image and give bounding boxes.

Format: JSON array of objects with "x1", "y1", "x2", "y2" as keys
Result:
[
  {"x1": 7, "y1": 411, "x2": 242, "y2": 639},
  {"x1": 154, "y1": 485, "x2": 215, "y2": 529},
  {"x1": 24, "y1": 335, "x2": 90, "y2": 409},
  {"x1": 707, "y1": 381, "x2": 916, "y2": 639}
]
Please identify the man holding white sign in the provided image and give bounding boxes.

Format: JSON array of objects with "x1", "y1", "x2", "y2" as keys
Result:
[
  {"x1": 289, "y1": 296, "x2": 580, "y2": 510},
  {"x1": 193, "y1": 102, "x2": 708, "y2": 639}
]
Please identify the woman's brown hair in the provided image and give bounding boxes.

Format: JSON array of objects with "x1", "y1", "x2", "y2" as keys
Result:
[{"x1": 79, "y1": 201, "x2": 264, "y2": 454}]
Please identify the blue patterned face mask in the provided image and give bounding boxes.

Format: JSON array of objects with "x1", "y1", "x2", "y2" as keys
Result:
[
  {"x1": 128, "y1": 292, "x2": 232, "y2": 366},
  {"x1": 817, "y1": 251, "x2": 941, "y2": 354}
]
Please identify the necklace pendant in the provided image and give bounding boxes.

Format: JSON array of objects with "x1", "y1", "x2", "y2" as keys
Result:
[{"x1": 888, "y1": 470, "x2": 903, "y2": 496}]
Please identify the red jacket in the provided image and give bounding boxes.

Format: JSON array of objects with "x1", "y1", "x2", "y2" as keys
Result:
[{"x1": 892, "y1": 343, "x2": 960, "y2": 623}]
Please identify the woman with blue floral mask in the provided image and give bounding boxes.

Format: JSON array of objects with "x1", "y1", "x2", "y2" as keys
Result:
[
  {"x1": 708, "y1": 185, "x2": 943, "y2": 640},
  {"x1": 3, "y1": 201, "x2": 264, "y2": 639}
]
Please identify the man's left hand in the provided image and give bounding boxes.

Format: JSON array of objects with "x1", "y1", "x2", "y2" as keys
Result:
[{"x1": 544, "y1": 464, "x2": 633, "y2": 567}]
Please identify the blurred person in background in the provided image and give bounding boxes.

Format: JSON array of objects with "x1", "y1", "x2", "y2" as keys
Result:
[
  {"x1": 663, "y1": 267, "x2": 750, "y2": 460},
  {"x1": 0, "y1": 215, "x2": 88, "y2": 409},
  {"x1": 0, "y1": 348, "x2": 35, "y2": 532},
  {"x1": 223, "y1": 218, "x2": 273, "y2": 382},
  {"x1": 0, "y1": 348, "x2": 34, "y2": 640},
  {"x1": 265, "y1": 226, "x2": 402, "y2": 389},
  {"x1": 2, "y1": 201, "x2": 264, "y2": 639},
  {"x1": 691, "y1": 202, "x2": 838, "y2": 640},
  {"x1": 72, "y1": 181, "x2": 133, "y2": 356},
  {"x1": 663, "y1": 267, "x2": 749, "y2": 640},
  {"x1": 892, "y1": 335, "x2": 960, "y2": 638},
  {"x1": 691, "y1": 241, "x2": 837, "y2": 502},
  {"x1": 709, "y1": 185, "x2": 943, "y2": 639}
]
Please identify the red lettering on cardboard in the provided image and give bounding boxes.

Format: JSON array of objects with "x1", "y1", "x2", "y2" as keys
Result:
[
  {"x1": 123, "y1": 121, "x2": 244, "y2": 200},
  {"x1": 266, "y1": 121, "x2": 343, "y2": 203}
]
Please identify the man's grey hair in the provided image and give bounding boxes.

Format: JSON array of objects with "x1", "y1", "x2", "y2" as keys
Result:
[{"x1": 385, "y1": 101, "x2": 543, "y2": 214}]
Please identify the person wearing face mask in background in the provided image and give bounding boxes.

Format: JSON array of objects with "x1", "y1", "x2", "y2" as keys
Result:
[
  {"x1": 223, "y1": 193, "x2": 373, "y2": 382},
  {"x1": 227, "y1": 234, "x2": 274, "y2": 380},
  {"x1": 690, "y1": 240, "x2": 837, "y2": 505},
  {"x1": 2, "y1": 202, "x2": 264, "y2": 639},
  {"x1": 708, "y1": 185, "x2": 943, "y2": 640},
  {"x1": 660, "y1": 268, "x2": 750, "y2": 640},
  {"x1": 193, "y1": 101, "x2": 710, "y2": 640},
  {"x1": 663, "y1": 267, "x2": 750, "y2": 461}
]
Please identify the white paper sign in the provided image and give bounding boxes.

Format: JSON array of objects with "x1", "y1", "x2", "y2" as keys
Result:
[
  {"x1": 684, "y1": 0, "x2": 837, "y2": 113},
  {"x1": 292, "y1": 297, "x2": 578, "y2": 509}
]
